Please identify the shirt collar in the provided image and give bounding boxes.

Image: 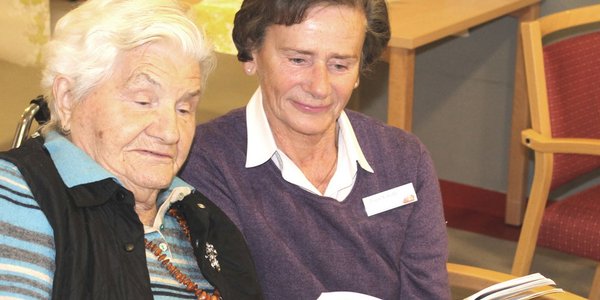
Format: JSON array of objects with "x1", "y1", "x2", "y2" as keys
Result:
[
  {"x1": 338, "y1": 110, "x2": 374, "y2": 173},
  {"x1": 44, "y1": 130, "x2": 116, "y2": 188},
  {"x1": 245, "y1": 87, "x2": 278, "y2": 168},
  {"x1": 244, "y1": 87, "x2": 373, "y2": 173}
]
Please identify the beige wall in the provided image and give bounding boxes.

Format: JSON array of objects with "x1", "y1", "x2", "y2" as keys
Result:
[
  {"x1": 0, "y1": 0, "x2": 49, "y2": 150},
  {"x1": 0, "y1": 61, "x2": 43, "y2": 150}
]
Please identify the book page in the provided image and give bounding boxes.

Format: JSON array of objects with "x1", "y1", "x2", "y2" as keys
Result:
[{"x1": 464, "y1": 273, "x2": 557, "y2": 300}]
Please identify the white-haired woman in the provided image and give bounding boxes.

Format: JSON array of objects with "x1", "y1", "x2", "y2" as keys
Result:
[{"x1": 0, "y1": 0, "x2": 262, "y2": 299}]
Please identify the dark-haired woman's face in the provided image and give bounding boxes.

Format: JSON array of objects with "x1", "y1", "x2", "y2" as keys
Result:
[{"x1": 244, "y1": 4, "x2": 366, "y2": 139}]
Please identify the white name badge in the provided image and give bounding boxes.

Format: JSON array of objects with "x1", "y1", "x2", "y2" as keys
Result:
[{"x1": 362, "y1": 183, "x2": 417, "y2": 216}]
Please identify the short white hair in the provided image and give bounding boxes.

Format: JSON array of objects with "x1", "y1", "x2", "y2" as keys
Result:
[{"x1": 41, "y1": 0, "x2": 215, "y2": 134}]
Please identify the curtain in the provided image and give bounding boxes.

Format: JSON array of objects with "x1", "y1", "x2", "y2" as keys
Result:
[
  {"x1": 188, "y1": 0, "x2": 242, "y2": 55},
  {"x1": 0, "y1": 0, "x2": 50, "y2": 67}
]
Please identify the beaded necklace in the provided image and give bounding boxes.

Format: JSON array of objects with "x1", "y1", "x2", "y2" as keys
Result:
[{"x1": 144, "y1": 208, "x2": 221, "y2": 300}]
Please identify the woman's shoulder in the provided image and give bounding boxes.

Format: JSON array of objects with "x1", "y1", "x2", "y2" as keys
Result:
[
  {"x1": 345, "y1": 110, "x2": 424, "y2": 149},
  {"x1": 0, "y1": 158, "x2": 32, "y2": 196},
  {"x1": 198, "y1": 108, "x2": 246, "y2": 130},
  {"x1": 195, "y1": 108, "x2": 247, "y2": 140},
  {"x1": 189, "y1": 108, "x2": 247, "y2": 156},
  {"x1": 0, "y1": 157, "x2": 51, "y2": 234}
]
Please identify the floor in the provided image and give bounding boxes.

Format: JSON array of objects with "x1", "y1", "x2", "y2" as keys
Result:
[{"x1": 443, "y1": 181, "x2": 596, "y2": 298}]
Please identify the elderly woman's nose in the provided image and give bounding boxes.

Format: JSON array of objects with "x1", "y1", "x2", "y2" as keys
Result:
[
  {"x1": 148, "y1": 107, "x2": 180, "y2": 143},
  {"x1": 305, "y1": 64, "x2": 331, "y2": 99}
]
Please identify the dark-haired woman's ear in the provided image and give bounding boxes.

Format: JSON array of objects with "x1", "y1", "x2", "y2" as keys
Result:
[{"x1": 243, "y1": 60, "x2": 256, "y2": 75}]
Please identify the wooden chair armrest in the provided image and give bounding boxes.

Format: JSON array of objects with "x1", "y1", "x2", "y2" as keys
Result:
[
  {"x1": 448, "y1": 263, "x2": 516, "y2": 291},
  {"x1": 521, "y1": 129, "x2": 600, "y2": 155}
]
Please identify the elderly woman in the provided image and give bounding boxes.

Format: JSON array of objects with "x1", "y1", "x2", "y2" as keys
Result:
[
  {"x1": 0, "y1": 0, "x2": 261, "y2": 299},
  {"x1": 180, "y1": 0, "x2": 450, "y2": 299}
]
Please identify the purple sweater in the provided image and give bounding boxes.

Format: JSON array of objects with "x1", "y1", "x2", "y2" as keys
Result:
[{"x1": 180, "y1": 109, "x2": 449, "y2": 299}]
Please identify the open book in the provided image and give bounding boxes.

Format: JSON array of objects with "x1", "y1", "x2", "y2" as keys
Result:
[{"x1": 464, "y1": 273, "x2": 564, "y2": 300}]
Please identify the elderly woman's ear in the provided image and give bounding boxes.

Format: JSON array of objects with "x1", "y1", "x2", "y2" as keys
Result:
[{"x1": 52, "y1": 76, "x2": 75, "y2": 134}]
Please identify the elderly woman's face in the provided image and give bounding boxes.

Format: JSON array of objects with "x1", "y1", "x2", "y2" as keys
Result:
[
  {"x1": 65, "y1": 41, "x2": 201, "y2": 193},
  {"x1": 245, "y1": 4, "x2": 365, "y2": 137}
]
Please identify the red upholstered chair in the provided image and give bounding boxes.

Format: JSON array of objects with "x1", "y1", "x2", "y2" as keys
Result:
[{"x1": 513, "y1": 4, "x2": 600, "y2": 299}]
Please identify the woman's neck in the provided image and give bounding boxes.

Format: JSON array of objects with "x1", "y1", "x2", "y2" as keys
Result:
[
  {"x1": 273, "y1": 127, "x2": 339, "y2": 194},
  {"x1": 131, "y1": 189, "x2": 160, "y2": 226}
]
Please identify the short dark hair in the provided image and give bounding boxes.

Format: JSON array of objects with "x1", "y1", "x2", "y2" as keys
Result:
[{"x1": 232, "y1": 0, "x2": 390, "y2": 73}]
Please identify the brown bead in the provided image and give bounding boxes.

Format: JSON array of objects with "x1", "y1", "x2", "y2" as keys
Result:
[
  {"x1": 200, "y1": 291, "x2": 208, "y2": 299},
  {"x1": 147, "y1": 208, "x2": 212, "y2": 299}
]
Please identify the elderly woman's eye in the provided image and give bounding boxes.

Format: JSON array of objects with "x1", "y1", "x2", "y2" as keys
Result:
[
  {"x1": 132, "y1": 96, "x2": 151, "y2": 105},
  {"x1": 132, "y1": 94, "x2": 154, "y2": 106},
  {"x1": 135, "y1": 100, "x2": 151, "y2": 106},
  {"x1": 177, "y1": 103, "x2": 193, "y2": 114}
]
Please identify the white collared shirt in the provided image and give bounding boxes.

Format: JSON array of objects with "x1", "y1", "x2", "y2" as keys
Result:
[{"x1": 245, "y1": 88, "x2": 374, "y2": 201}]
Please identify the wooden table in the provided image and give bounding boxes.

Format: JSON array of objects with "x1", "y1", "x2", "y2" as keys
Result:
[{"x1": 384, "y1": 0, "x2": 540, "y2": 225}]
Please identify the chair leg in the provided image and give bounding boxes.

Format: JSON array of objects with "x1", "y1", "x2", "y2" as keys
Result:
[{"x1": 589, "y1": 263, "x2": 600, "y2": 300}]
